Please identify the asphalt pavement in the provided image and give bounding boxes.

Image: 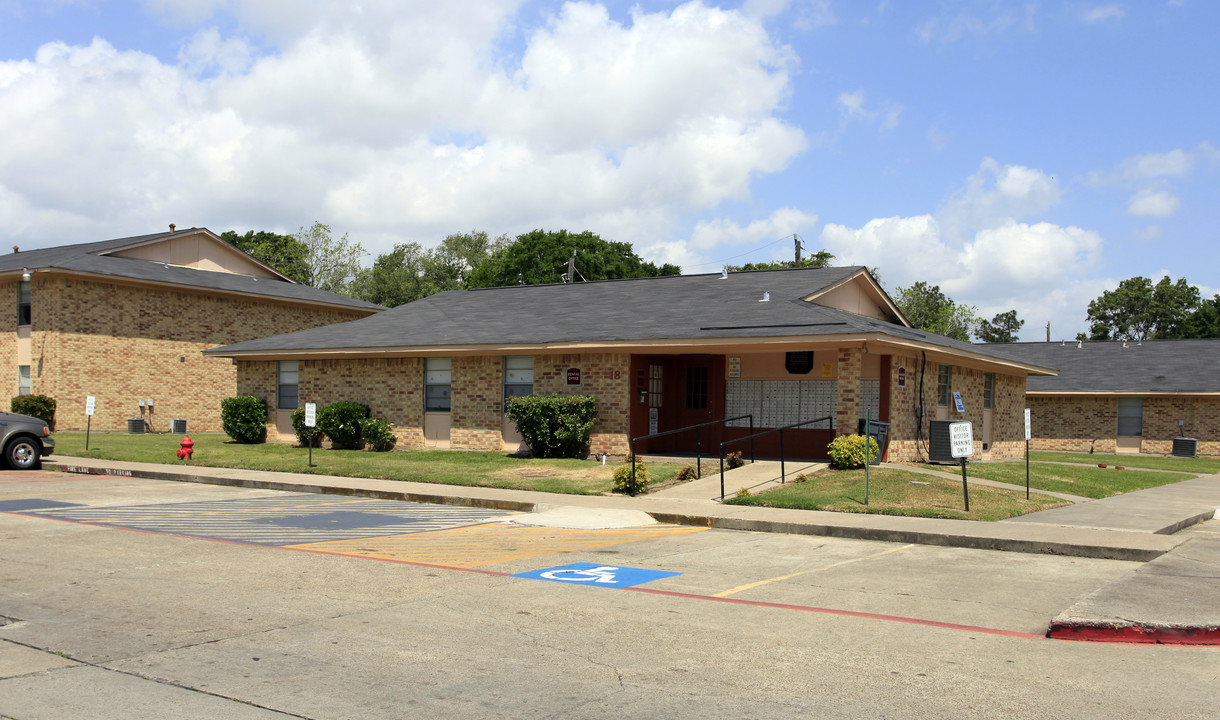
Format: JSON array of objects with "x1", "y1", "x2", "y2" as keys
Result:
[{"x1": 45, "y1": 454, "x2": 1220, "y2": 645}]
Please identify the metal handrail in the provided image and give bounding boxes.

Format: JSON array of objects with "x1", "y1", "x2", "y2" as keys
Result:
[
  {"x1": 718, "y1": 415, "x2": 834, "y2": 500},
  {"x1": 629, "y1": 414, "x2": 754, "y2": 492}
]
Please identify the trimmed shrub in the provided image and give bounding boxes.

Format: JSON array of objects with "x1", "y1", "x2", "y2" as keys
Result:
[
  {"x1": 613, "y1": 461, "x2": 650, "y2": 496},
  {"x1": 827, "y1": 434, "x2": 881, "y2": 469},
  {"x1": 675, "y1": 465, "x2": 699, "y2": 482},
  {"x1": 317, "y1": 401, "x2": 371, "y2": 449},
  {"x1": 12, "y1": 394, "x2": 56, "y2": 430},
  {"x1": 220, "y1": 396, "x2": 267, "y2": 444},
  {"x1": 505, "y1": 394, "x2": 597, "y2": 458},
  {"x1": 290, "y1": 407, "x2": 322, "y2": 448},
  {"x1": 363, "y1": 418, "x2": 397, "y2": 452},
  {"x1": 725, "y1": 451, "x2": 745, "y2": 469}
]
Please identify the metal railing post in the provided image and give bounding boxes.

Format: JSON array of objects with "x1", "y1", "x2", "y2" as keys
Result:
[
  {"x1": 719, "y1": 447, "x2": 726, "y2": 501},
  {"x1": 749, "y1": 415, "x2": 755, "y2": 464},
  {"x1": 695, "y1": 426, "x2": 702, "y2": 478},
  {"x1": 630, "y1": 437, "x2": 636, "y2": 490},
  {"x1": 779, "y1": 429, "x2": 786, "y2": 484}
]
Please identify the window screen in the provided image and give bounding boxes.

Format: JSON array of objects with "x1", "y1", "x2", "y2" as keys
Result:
[
  {"x1": 984, "y1": 373, "x2": 995, "y2": 410},
  {"x1": 17, "y1": 365, "x2": 30, "y2": 396},
  {"x1": 426, "y1": 357, "x2": 452, "y2": 412},
  {"x1": 277, "y1": 360, "x2": 298, "y2": 410},
  {"x1": 504, "y1": 356, "x2": 533, "y2": 411},
  {"x1": 937, "y1": 365, "x2": 951, "y2": 406},
  {"x1": 17, "y1": 280, "x2": 30, "y2": 326},
  {"x1": 1117, "y1": 398, "x2": 1143, "y2": 437}
]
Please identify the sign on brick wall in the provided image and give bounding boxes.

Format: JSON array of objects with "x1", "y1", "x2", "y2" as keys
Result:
[{"x1": 566, "y1": 367, "x2": 581, "y2": 386}]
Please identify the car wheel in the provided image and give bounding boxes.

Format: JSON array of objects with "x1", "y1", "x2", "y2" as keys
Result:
[{"x1": 6, "y1": 437, "x2": 40, "y2": 470}]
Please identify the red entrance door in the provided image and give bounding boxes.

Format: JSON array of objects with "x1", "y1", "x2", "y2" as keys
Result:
[{"x1": 672, "y1": 356, "x2": 725, "y2": 452}]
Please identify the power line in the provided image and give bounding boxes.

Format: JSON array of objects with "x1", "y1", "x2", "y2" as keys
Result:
[{"x1": 683, "y1": 233, "x2": 797, "y2": 270}]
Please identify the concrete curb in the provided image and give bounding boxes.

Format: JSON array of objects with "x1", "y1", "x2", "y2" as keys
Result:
[{"x1": 48, "y1": 459, "x2": 1181, "y2": 562}]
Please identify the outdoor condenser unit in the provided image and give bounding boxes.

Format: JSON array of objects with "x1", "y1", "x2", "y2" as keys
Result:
[
  {"x1": 127, "y1": 418, "x2": 146, "y2": 434},
  {"x1": 927, "y1": 419, "x2": 957, "y2": 464},
  {"x1": 1172, "y1": 437, "x2": 1198, "y2": 458}
]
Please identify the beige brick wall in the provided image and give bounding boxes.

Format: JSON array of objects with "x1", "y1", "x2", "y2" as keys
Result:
[
  {"x1": 7, "y1": 275, "x2": 369, "y2": 432},
  {"x1": 533, "y1": 353, "x2": 631, "y2": 455},
  {"x1": 885, "y1": 356, "x2": 1026, "y2": 462},
  {"x1": 834, "y1": 348, "x2": 862, "y2": 434},
  {"x1": 247, "y1": 352, "x2": 633, "y2": 455},
  {"x1": 1028, "y1": 395, "x2": 1220, "y2": 456}
]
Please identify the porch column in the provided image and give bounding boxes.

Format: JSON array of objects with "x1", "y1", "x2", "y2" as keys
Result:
[{"x1": 835, "y1": 347, "x2": 863, "y2": 435}]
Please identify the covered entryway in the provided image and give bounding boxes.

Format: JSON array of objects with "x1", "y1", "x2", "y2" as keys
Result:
[{"x1": 629, "y1": 354, "x2": 726, "y2": 456}]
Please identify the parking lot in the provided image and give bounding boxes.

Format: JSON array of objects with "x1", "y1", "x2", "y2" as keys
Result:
[{"x1": 3, "y1": 471, "x2": 1217, "y2": 719}]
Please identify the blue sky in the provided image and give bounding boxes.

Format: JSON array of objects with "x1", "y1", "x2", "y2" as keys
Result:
[{"x1": 1, "y1": 0, "x2": 1216, "y2": 340}]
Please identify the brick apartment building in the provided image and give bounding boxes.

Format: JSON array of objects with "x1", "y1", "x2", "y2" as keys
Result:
[
  {"x1": 207, "y1": 267, "x2": 1053, "y2": 462},
  {"x1": 981, "y1": 340, "x2": 1220, "y2": 456},
  {"x1": 2, "y1": 228, "x2": 382, "y2": 432}
]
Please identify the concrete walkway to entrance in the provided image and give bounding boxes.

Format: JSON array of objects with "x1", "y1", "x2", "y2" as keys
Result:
[
  {"x1": 43, "y1": 455, "x2": 1220, "y2": 644},
  {"x1": 648, "y1": 459, "x2": 827, "y2": 500}
]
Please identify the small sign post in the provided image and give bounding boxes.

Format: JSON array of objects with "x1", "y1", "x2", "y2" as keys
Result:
[
  {"x1": 85, "y1": 396, "x2": 96, "y2": 451},
  {"x1": 864, "y1": 408, "x2": 872, "y2": 506},
  {"x1": 1024, "y1": 408, "x2": 1032, "y2": 500},
  {"x1": 949, "y1": 420, "x2": 974, "y2": 511},
  {"x1": 304, "y1": 402, "x2": 317, "y2": 467}
]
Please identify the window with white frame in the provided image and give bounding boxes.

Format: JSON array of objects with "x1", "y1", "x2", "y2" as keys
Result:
[
  {"x1": 17, "y1": 365, "x2": 30, "y2": 396},
  {"x1": 277, "y1": 360, "x2": 299, "y2": 410},
  {"x1": 504, "y1": 356, "x2": 533, "y2": 411},
  {"x1": 984, "y1": 373, "x2": 995, "y2": 410},
  {"x1": 937, "y1": 365, "x2": 951, "y2": 406},
  {"x1": 425, "y1": 357, "x2": 452, "y2": 412}
]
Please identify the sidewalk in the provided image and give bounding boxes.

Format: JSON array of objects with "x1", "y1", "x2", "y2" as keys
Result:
[{"x1": 46, "y1": 455, "x2": 1220, "y2": 645}]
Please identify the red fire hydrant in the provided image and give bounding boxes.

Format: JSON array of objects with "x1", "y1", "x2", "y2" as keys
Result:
[{"x1": 177, "y1": 436, "x2": 194, "y2": 460}]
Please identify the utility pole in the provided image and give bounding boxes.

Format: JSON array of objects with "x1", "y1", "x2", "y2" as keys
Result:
[
  {"x1": 794, "y1": 234, "x2": 803, "y2": 268},
  {"x1": 1045, "y1": 321, "x2": 1051, "y2": 342},
  {"x1": 565, "y1": 251, "x2": 576, "y2": 283}
]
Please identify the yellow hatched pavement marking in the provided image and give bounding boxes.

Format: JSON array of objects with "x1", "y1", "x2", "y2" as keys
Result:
[{"x1": 286, "y1": 522, "x2": 707, "y2": 568}]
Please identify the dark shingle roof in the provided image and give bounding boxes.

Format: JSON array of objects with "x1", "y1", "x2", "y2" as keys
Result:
[
  {"x1": 207, "y1": 267, "x2": 1043, "y2": 367},
  {"x1": 3, "y1": 230, "x2": 381, "y2": 312},
  {"x1": 978, "y1": 340, "x2": 1220, "y2": 393}
]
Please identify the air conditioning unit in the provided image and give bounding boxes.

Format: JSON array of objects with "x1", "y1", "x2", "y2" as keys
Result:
[
  {"x1": 127, "y1": 418, "x2": 146, "y2": 434},
  {"x1": 171, "y1": 418, "x2": 187, "y2": 434},
  {"x1": 928, "y1": 420, "x2": 957, "y2": 464},
  {"x1": 1172, "y1": 437, "x2": 1198, "y2": 458}
]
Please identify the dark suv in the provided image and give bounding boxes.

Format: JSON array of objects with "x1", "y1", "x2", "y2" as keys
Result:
[{"x1": 0, "y1": 411, "x2": 54, "y2": 470}]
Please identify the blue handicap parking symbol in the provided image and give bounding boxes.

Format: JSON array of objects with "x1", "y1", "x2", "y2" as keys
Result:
[{"x1": 512, "y1": 562, "x2": 680, "y2": 589}]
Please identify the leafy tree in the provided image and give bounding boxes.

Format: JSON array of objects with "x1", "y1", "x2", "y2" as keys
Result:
[
  {"x1": 422, "y1": 230, "x2": 499, "y2": 293},
  {"x1": 293, "y1": 222, "x2": 366, "y2": 294},
  {"x1": 726, "y1": 251, "x2": 835, "y2": 272},
  {"x1": 894, "y1": 281, "x2": 979, "y2": 342},
  {"x1": 466, "y1": 229, "x2": 679, "y2": 288},
  {"x1": 349, "y1": 242, "x2": 431, "y2": 308},
  {"x1": 1085, "y1": 276, "x2": 1202, "y2": 341},
  {"x1": 1183, "y1": 295, "x2": 1220, "y2": 338},
  {"x1": 975, "y1": 309, "x2": 1024, "y2": 343},
  {"x1": 220, "y1": 230, "x2": 311, "y2": 284}
]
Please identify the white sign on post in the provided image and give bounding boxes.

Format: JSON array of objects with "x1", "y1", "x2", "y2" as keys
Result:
[
  {"x1": 304, "y1": 403, "x2": 317, "y2": 427},
  {"x1": 85, "y1": 396, "x2": 96, "y2": 416},
  {"x1": 1024, "y1": 408, "x2": 1032, "y2": 441},
  {"x1": 949, "y1": 420, "x2": 974, "y2": 458}
]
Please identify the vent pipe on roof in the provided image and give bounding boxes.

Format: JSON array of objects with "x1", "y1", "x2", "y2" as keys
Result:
[
  {"x1": 720, "y1": 269, "x2": 728, "y2": 279},
  {"x1": 1077, "y1": 340, "x2": 1082, "y2": 349},
  {"x1": 11, "y1": 245, "x2": 17, "y2": 254},
  {"x1": 21, "y1": 268, "x2": 30, "y2": 281},
  {"x1": 169, "y1": 224, "x2": 176, "y2": 233},
  {"x1": 1123, "y1": 341, "x2": 1128, "y2": 348},
  {"x1": 759, "y1": 291, "x2": 770, "y2": 302}
]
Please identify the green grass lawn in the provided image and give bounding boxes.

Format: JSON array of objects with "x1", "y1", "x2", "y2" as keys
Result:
[
  {"x1": 52, "y1": 432, "x2": 684, "y2": 496},
  {"x1": 1028, "y1": 450, "x2": 1220, "y2": 474},
  {"x1": 724, "y1": 468, "x2": 1068, "y2": 521},
  {"x1": 963, "y1": 461, "x2": 1191, "y2": 499}
]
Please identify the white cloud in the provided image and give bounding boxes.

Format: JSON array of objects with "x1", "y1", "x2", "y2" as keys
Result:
[
  {"x1": 937, "y1": 158, "x2": 1061, "y2": 241},
  {"x1": 912, "y1": 5, "x2": 1034, "y2": 44},
  {"x1": 1127, "y1": 187, "x2": 1181, "y2": 217},
  {"x1": 818, "y1": 160, "x2": 1102, "y2": 340},
  {"x1": 0, "y1": 1, "x2": 807, "y2": 259},
  {"x1": 1133, "y1": 224, "x2": 1165, "y2": 241},
  {"x1": 1082, "y1": 4, "x2": 1125, "y2": 23},
  {"x1": 837, "y1": 90, "x2": 902, "y2": 132}
]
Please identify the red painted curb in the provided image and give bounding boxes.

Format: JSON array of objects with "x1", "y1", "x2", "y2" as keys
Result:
[{"x1": 1048, "y1": 622, "x2": 1220, "y2": 645}]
